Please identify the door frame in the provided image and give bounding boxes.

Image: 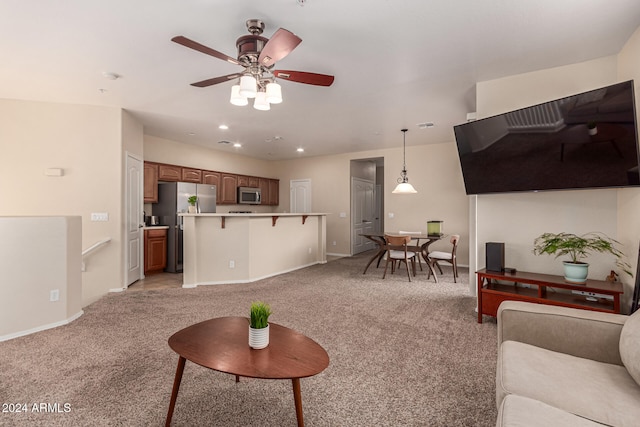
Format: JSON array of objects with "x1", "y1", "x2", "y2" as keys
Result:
[{"x1": 124, "y1": 152, "x2": 144, "y2": 288}]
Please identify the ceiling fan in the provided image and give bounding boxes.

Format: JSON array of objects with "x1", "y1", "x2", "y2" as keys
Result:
[{"x1": 171, "y1": 19, "x2": 334, "y2": 102}]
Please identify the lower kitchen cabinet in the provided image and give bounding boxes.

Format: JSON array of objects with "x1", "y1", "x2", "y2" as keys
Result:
[{"x1": 144, "y1": 228, "x2": 167, "y2": 274}]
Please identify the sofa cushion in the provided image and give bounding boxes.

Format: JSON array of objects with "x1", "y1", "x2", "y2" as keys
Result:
[
  {"x1": 620, "y1": 309, "x2": 640, "y2": 385},
  {"x1": 497, "y1": 394, "x2": 605, "y2": 427},
  {"x1": 497, "y1": 340, "x2": 640, "y2": 426}
]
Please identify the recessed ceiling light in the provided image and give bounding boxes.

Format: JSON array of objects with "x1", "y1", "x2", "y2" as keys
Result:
[
  {"x1": 296, "y1": 148, "x2": 304, "y2": 153},
  {"x1": 417, "y1": 122, "x2": 435, "y2": 129},
  {"x1": 219, "y1": 124, "x2": 229, "y2": 130},
  {"x1": 233, "y1": 143, "x2": 242, "y2": 148},
  {"x1": 188, "y1": 132, "x2": 195, "y2": 136}
]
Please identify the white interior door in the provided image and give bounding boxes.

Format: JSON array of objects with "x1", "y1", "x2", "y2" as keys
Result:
[
  {"x1": 125, "y1": 153, "x2": 143, "y2": 286},
  {"x1": 290, "y1": 179, "x2": 312, "y2": 213},
  {"x1": 352, "y1": 177, "x2": 375, "y2": 254}
]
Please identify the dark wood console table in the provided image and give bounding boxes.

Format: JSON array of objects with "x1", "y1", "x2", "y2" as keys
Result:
[{"x1": 477, "y1": 269, "x2": 623, "y2": 323}]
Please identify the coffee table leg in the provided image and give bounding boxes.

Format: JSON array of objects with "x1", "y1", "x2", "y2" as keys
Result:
[
  {"x1": 291, "y1": 378, "x2": 305, "y2": 427},
  {"x1": 165, "y1": 356, "x2": 186, "y2": 427}
]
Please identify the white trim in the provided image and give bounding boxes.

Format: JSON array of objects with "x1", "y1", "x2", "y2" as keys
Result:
[
  {"x1": 0, "y1": 311, "x2": 84, "y2": 342},
  {"x1": 109, "y1": 287, "x2": 126, "y2": 293}
]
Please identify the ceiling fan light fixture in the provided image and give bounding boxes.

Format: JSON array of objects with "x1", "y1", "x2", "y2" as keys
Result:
[
  {"x1": 239, "y1": 75, "x2": 257, "y2": 98},
  {"x1": 253, "y1": 91, "x2": 270, "y2": 111},
  {"x1": 229, "y1": 85, "x2": 248, "y2": 106},
  {"x1": 266, "y1": 82, "x2": 282, "y2": 104}
]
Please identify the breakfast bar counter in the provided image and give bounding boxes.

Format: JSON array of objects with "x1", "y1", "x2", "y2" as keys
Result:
[{"x1": 179, "y1": 213, "x2": 327, "y2": 287}]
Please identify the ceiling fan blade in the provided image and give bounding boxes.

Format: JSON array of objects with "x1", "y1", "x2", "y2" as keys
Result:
[
  {"x1": 191, "y1": 73, "x2": 242, "y2": 88},
  {"x1": 172, "y1": 36, "x2": 241, "y2": 66},
  {"x1": 273, "y1": 70, "x2": 335, "y2": 86},
  {"x1": 258, "y1": 29, "x2": 302, "y2": 67}
]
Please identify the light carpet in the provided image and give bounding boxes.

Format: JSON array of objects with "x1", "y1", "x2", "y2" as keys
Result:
[{"x1": 0, "y1": 252, "x2": 498, "y2": 426}]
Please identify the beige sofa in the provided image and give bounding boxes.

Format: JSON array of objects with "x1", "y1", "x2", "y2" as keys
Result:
[{"x1": 495, "y1": 301, "x2": 640, "y2": 426}]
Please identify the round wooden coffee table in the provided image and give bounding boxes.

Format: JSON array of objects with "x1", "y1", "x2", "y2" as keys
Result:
[{"x1": 165, "y1": 317, "x2": 329, "y2": 426}]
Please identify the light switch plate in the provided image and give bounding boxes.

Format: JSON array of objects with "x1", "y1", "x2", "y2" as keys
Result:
[{"x1": 91, "y1": 212, "x2": 109, "y2": 221}]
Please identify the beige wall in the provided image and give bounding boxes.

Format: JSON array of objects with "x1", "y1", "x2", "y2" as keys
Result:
[
  {"x1": 474, "y1": 49, "x2": 640, "y2": 311},
  {"x1": 273, "y1": 141, "x2": 470, "y2": 261},
  {"x1": 0, "y1": 216, "x2": 83, "y2": 340},
  {"x1": 0, "y1": 99, "x2": 126, "y2": 306},
  {"x1": 617, "y1": 25, "x2": 640, "y2": 310}
]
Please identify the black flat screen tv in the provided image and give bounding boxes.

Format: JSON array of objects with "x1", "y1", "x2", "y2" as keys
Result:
[{"x1": 453, "y1": 80, "x2": 640, "y2": 195}]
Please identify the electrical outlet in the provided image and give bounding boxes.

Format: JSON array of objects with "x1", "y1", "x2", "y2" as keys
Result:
[
  {"x1": 332, "y1": 241, "x2": 337, "y2": 246},
  {"x1": 229, "y1": 260, "x2": 235, "y2": 268},
  {"x1": 50, "y1": 289, "x2": 60, "y2": 302},
  {"x1": 388, "y1": 212, "x2": 394, "y2": 219}
]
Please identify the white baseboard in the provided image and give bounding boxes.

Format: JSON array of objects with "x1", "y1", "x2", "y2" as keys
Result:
[{"x1": 0, "y1": 310, "x2": 84, "y2": 342}]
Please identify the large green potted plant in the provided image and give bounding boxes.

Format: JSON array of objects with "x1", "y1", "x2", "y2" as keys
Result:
[
  {"x1": 533, "y1": 232, "x2": 631, "y2": 283},
  {"x1": 249, "y1": 301, "x2": 272, "y2": 349}
]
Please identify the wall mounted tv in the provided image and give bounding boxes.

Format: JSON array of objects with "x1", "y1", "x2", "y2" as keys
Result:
[{"x1": 453, "y1": 80, "x2": 639, "y2": 195}]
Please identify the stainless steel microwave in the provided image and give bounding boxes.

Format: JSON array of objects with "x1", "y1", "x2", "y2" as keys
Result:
[{"x1": 238, "y1": 186, "x2": 261, "y2": 204}]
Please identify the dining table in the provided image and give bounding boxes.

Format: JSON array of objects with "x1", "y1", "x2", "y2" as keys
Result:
[{"x1": 359, "y1": 231, "x2": 444, "y2": 281}]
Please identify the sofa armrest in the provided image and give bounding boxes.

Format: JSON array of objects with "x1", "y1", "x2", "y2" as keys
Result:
[{"x1": 497, "y1": 301, "x2": 627, "y2": 365}]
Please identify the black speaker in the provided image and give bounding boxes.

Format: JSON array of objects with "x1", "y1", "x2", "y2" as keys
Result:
[{"x1": 486, "y1": 242, "x2": 505, "y2": 272}]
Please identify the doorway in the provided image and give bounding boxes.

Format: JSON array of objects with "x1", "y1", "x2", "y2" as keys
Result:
[{"x1": 350, "y1": 158, "x2": 384, "y2": 255}]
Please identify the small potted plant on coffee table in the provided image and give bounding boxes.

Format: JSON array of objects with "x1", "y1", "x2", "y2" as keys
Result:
[
  {"x1": 587, "y1": 122, "x2": 598, "y2": 136},
  {"x1": 533, "y1": 232, "x2": 631, "y2": 283},
  {"x1": 249, "y1": 301, "x2": 272, "y2": 349}
]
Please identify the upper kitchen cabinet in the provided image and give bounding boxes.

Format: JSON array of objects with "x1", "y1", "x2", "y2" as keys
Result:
[
  {"x1": 144, "y1": 162, "x2": 159, "y2": 203},
  {"x1": 238, "y1": 175, "x2": 259, "y2": 188},
  {"x1": 220, "y1": 173, "x2": 238, "y2": 204},
  {"x1": 181, "y1": 167, "x2": 202, "y2": 183},
  {"x1": 258, "y1": 178, "x2": 280, "y2": 206},
  {"x1": 202, "y1": 170, "x2": 222, "y2": 201},
  {"x1": 158, "y1": 164, "x2": 181, "y2": 181},
  {"x1": 268, "y1": 179, "x2": 280, "y2": 205}
]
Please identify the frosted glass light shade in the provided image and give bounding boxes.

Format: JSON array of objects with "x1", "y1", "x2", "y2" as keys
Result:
[
  {"x1": 392, "y1": 182, "x2": 417, "y2": 194},
  {"x1": 239, "y1": 75, "x2": 257, "y2": 98},
  {"x1": 265, "y1": 82, "x2": 282, "y2": 104},
  {"x1": 253, "y1": 92, "x2": 270, "y2": 111},
  {"x1": 229, "y1": 85, "x2": 248, "y2": 106}
]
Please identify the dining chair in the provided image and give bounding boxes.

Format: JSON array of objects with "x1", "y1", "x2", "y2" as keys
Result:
[
  {"x1": 426, "y1": 234, "x2": 460, "y2": 282},
  {"x1": 382, "y1": 234, "x2": 417, "y2": 281}
]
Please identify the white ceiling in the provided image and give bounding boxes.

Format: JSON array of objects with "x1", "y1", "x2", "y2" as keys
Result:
[{"x1": 2, "y1": 1, "x2": 640, "y2": 160}]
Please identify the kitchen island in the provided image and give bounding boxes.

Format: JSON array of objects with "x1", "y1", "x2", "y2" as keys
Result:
[{"x1": 179, "y1": 213, "x2": 327, "y2": 287}]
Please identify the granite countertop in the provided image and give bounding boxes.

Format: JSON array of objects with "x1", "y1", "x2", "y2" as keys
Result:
[{"x1": 142, "y1": 225, "x2": 170, "y2": 229}]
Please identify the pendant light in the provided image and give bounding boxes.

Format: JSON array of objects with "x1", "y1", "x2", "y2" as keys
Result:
[{"x1": 392, "y1": 128, "x2": 417, "y2": 194}]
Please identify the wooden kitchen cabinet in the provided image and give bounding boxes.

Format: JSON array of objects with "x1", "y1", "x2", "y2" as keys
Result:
[
  {"x1": 144, "y1": 228, "x2": 167, "y2": 274},
  {"x1": 258, "y1": 178, "x2": 280, "y2": 205},
  {"x1": 220, "y1": 173, "x2": 238, "y2": 204},
  {"x1": 158, "y1": 164, "x2": 181, "y2": 181},
  {"x1": 143, "y1": 162, "x2": 159, "y2": 203},
  {"x1": 238, "y1": 175, "x2": 259, "y2": 188},
  {"x1": 202, "y1": 170, "x2": 222, "y2": 201},
  {"x1": 181, "y1": 167, "x2": 202, "y2": 183},
  {"x1": 268, "y1": 179, "x2": 280, "y2": 205}
]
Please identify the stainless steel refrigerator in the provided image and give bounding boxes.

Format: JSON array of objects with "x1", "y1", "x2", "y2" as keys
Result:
[{"x1": 155, "y1": 182, "x2": 217, "y2": 273}]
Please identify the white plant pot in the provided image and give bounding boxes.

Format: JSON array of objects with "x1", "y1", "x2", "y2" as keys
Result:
[
  {"x1": 563, "y1": 261, "x2": 589, "y2": 283},
  {"x1": 588, "y1": 127, "x2": 598, "y2": 136},
  {"x1": 249, "y1": 324, "x2": 269, "y2": 349},
  {"x1": 188, "y1": 205, "x2": 197, "y2": 213}
]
